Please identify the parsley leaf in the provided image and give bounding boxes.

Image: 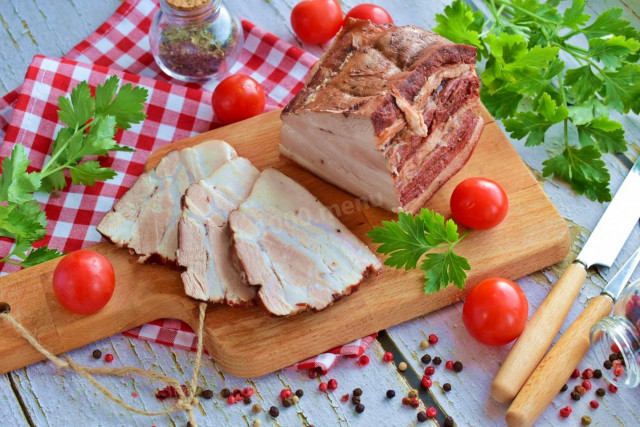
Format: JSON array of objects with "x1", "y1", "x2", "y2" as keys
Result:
[
  {"x1": 95, "y1": 78, "x2": 148, "y2": 130},
  {"x1": 577, "y1": 117, "x2": 626, "y2": 154},
  {"x1": 434, "y1": 0, "x2": 485, "y2": 52},
  {"x1": 57, "y1": 81, "x2": 94, "y2": 129},
  {"x1": 0, "y1": 145, "x2": 42, "y2": 204},
  {"x1": 368, "y1": 209, "x2": 470, "y2": 293}
]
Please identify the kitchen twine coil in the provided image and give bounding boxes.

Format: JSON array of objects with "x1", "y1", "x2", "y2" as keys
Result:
[{"x1": 0, "y1": 302, "x2": 208, "y2": 427}]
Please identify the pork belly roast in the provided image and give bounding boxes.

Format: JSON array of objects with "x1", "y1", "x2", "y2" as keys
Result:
[
  {"x1": 229, "y1": 169, "x2": 382, "y2": 316},
  {"x1": 97, "y1": 140, "x2": 237, "y2": 263},
  {"x1": 280, "y1": 19, "x2": 484, "y2": 212},
  {"x1": 178, "y1": 157, "x2": 260, "y2": 305}
]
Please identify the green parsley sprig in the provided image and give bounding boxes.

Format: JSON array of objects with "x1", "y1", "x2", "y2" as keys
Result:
[
  {"x1": 368, "y1": 209, "x2": 471, "y2": 294},
  {"x1": 434, "y1": 0, "x2": 640, "y2": 202},
  {"x1": 0, "y1": 76, "x2": 148, "y2": 267}
]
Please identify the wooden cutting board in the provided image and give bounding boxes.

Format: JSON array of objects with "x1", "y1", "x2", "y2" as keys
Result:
[{"x1": 0, "y1": 108, "x2": 569, "y2": 377}]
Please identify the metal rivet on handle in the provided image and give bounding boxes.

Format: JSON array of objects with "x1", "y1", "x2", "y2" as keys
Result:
[{"x1": 0, "y1": 302, "x2": 10, "y2": 314}]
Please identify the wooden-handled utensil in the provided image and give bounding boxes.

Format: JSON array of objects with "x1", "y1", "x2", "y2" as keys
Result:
[
  {"x1": 506, "y1": 245, "x2": 640, "y2": 427},
  {"x1": 491, "y1": 157, "x2": 640, "y2": 403}
]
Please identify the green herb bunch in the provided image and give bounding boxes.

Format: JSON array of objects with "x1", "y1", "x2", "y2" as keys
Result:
[
  {"x1": 0, "y1": 76, "x2": 148, "y2": 267},
  {"x1": 434, "y1": 0, "x2": 640, "y2": 202}
]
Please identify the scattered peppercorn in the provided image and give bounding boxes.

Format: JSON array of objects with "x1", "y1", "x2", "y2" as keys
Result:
[
  {"x1": 614, "y1": 366, "x2": 624, "y2": 377},
  {"x1": 575, "y1": 385, "x2": 586, "y2": 396},
  {"x1": 420, "y1": 340, "x2": 430, "y2": 349},
  {"x1": 104, "y1": 353, "x2": 114, "y2": 363},
  {"x1": 280, "y1": 389, "x2": 293, "y2": 400},
  {"x1": 221, "y1": 388, "x2": 231, "y2": 398},
  {"x1": 616, "y1": 352, "x2": 623, "y2": 360},
  {"x1": 581, "y1": 415, "x2": 592, "y2": 425},
  {"x1": 295, "y1": 389, "x2": 304, "y2": 398},
  {"x1": 590, "y1": 400, "x2": 599, "y2": 409},
  {"x1": 571, "y1": 368, "x2": 580, "y2": 378},
  {"x1": 559, "y1": 406, "x2": 572, "y2": 418},
  {"x1": 201, "y1": 389, "x2": 214, "y2": 400},
  {"x1": 609, "y1": 353, "x2": 618, "y2": 362},
  {"x1": 358, "y1": 355, "x2": 370, "y2": 367},
  {"x1": 444, "y1": 415, "x2": 454, "y2": 427},
  {"x1": 417, "y1": 411, "x2": 428, "y2": 422},
  {"x1": 421, "y1": 354, "x2": 432, "y2": 364},
  {"x1": 609, "y1": 383, "x2": 618, "y2": 393},
  {"x1": 292, "y1": 395, "x2": 299, "y2": 404},
  {"x1": 243, "y1": 387, "x2": 254, "y2": 398},
  {"x1": 319, "y1": 382, "x2": 328, "y2": 392},
  {"x1": 92, "y1": 349, "x2": 102, "y2": 359},
  {"x1": 428, "y1": 334, "x2": 439, "y2": 344},
  {"x1": 351, "y1": 395, "x2": 361, "y2": 405},
  {"x1": 352, "y1": 387, "x2": 362, "y2": 397},
  {"x1": 283, "y1": 397, "x2": 293, "y2": 408},
  {"x1": 402, "y1": 397, "x2": 411, "y2": 406},
  {"x1": 398, "y1": 362, "x2": 408, "y2": 372},
  {"x1": 425, "y1": 366, "x2": 435, "y2": 376},
  {"x1": 383, "y1": 352, "x2": 394, "y2": 362},
  {"x1": 560, "y1": 384, "x2": 568, "y2": 392},
  {"x1": 593, "y1": 369, "x2": 602, "y2": 379},
  {"x1": 426, "y1": 407, "x2": 437, "y2": 418},
  {"x1": 582, "y1": 368, "x2": 594, "y2": 379},
  {"x1": 453, "y1": 361, "x2": 464, "y2": 372},
  {"x1": 269, "y1": 406, "x2": 279, "y2": 418},
  {"x1": 243, "y1": 397, "x2": 252, "y2": 405},
  {"x1": 309, "y1": 369, "x2": 318, "y2": 379},
  {"x1": 421, "y1": 376, "x2": 432, "y2": 389},
  {"x1": 445, "y1": 360, "x2": 454, "y2": 370},
  {"x1": 433, "y1": 357, "x2": 442, "y2": 365},
  {"x1": 341, "y1": 394, "x2": 350, "y2": 403},
  {"x1": 253, "y1": 420, "x2": 261, "y2": 427},
  {"x1": 408, "y1": 389, "x2": 419, "y2": 398},
  {"x1": 252, "y1": 403, "x2": 262, "y2": 413},
  {"x1": 611, "y1": 343, "x2": 620, "y2": 353},
  {"x1": 328, "y1": 379, "x2": 338, "y2": 390},
  {"x1": 227, "y1": 395, "x2": 236, "y2": 405},
  {"x1": 582, "y1": 380, "x2": 592, "y2": 390},
  {"x1": 386, "y1": 389, "x2": 396, "y2": 399},
  {"x1": 603, "y1": 360, "x2": 613, "y2": 370},
  {"x1": 596, "y1": 388, "x2": 606, "y2": 397},
  {"x1": 410, "y1": 397, "x2": 420, "y2": 408},
  {"x1": 355, "y1": 403, "x2": 365, "y2": 413},
  {"x1": 571, "y1": 391, "x2": 581, "y2": 401},
  {"x1": 443, "y1": 383, "x2": 452, "y2": 392}
]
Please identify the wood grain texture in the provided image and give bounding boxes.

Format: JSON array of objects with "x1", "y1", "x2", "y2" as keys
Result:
[
  {"x1": 0, "y1": 108, "x2": 569, "y2": 378},
  {"x1": 491, "y1": 262, "x2": 588, "y2": 403},
  {"x1": 506, "y1": 295, "x2": 615, "y2": 427}
]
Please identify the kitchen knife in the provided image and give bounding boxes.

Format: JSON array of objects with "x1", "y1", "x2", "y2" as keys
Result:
[
  {"x1": 506, "y1": 245, "x2": 640, "y2": 427},
  {"x1": 491, "y1": 156, "x2": 640, "y2": 403}
]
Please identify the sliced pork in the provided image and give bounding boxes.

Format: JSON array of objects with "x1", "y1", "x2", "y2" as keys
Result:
[
  {"x1": 97, "y1": 140, "x2": 237, "y2": 263},
  {"x1": 229, "y1": 169, "x2": 382, "y2": 316},
  {"x1": 178, "y1": 157, "x2": 260, "y2": 305},
  {"x1": 280, "y1": 19, "x2": 484, "y2": 212}
]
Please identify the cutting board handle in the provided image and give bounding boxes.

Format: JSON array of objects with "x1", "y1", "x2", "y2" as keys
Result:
[{"x1": 0, "y1": 243, "x2": 199, "y2": 375}]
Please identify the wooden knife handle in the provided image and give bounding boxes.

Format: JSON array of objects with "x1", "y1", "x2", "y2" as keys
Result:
[
  {"x1": 491, "y1": 262, "x2": 587, "y2": 403},
  {"x1": 505, "y1": 294, "x2": 613, "y2": 427}
]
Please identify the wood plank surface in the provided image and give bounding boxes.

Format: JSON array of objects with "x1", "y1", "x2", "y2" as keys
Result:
[{"x1": 1, "y1": 0, "x2": 639, "y2": 426}]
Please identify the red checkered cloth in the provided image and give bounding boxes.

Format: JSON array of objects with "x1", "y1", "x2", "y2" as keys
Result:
[{"x1": 0, "y1": 0, "x2": 377, "y2": 373}]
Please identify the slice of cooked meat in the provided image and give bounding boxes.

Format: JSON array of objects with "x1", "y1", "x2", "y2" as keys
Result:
[
  {"x1": 97, "y1": 140, "x2": 237, "y2": 263},
  {"x1": 229, "y1": 169, "x2": 382, "y2": 316},
  {"x1": 178, "y1": 157, "x2": 260, "y2": 305},
  {"x1": 280, "y1": 19, "x2": 484, "y2": 213}
]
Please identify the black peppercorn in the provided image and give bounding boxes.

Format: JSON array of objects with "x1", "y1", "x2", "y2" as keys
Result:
[
  {"x1": 453, "y1": 361, "x2": 463, "y2": 372},
  {"x1": 220, "y1": 388, "x2": 231, "y2": 398},
  {"x1": 355, "y1": 403, "x2": 365, "y2": 413},
  {"x1": 433, "y1": 357, "x2": 442, "y2": 365},
  {"x1": 353, "y1": 388, "x2": 363, "y2": 396},
  {"x1": 417, "y1": 411, "x2": 428, "y2": 422},
  {"x1": 593, "y1": 369, "x2": 602, "y2": 379},
  {"x1": 295, "y1": 389, "x2": 304, "y2": 398},
  {"x1": 560, "y1": 384, "x2": 568, "y2": 392},
  {"x1": 571, "y1": 391, "x2": 581, "y2": 401},
  {"x1": 351, "y1": 395, "x2": 361, "y2": 405},
  {"x1": 617, "y1": 352, "x2": 623, "y2": 360},
  {"x1": 421, "y1": 354, "x2": 432, "y2": 364},
  {"x1": 92, "y1": 349, "x2": 102, "y2": 359},
  {"x1": 609, "y1": 353, "x2": 618, "y2": 362},
  {"x1": 596, "y1": 388, "x2": 606, "y2": 397},
  {"x1": 269, "y1": 406, "x2": 279, "y2": 417},
  {"x1": 283, "y1": 397, "x2": 293, "y2": 408},
  {"x1": 443, "y1": 383, "x2": 452, "y2": 392},
  {"x1": 244, "y1": 397, "x2": 252, "y2": 405},
  {"x1": 386, "y1": 389, "x2": 395, "y2": 398},
  {"x1": 201, "y1": 389, "x2": 214, "y2": 400},
  {"x1": 444, "y1": 415, "x2": 454, "y2": 427},
  {"x1": 604, "y1": 360, "x2": 613, "y2": 369}
]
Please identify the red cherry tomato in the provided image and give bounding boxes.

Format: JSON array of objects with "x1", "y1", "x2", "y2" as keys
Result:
[
  {"x1": 212, "y1": 74, "x2": 266, "y2": 125},
  {"x1": 52, "y1": 250, "x2": 115, "y2": 314},
  {"x1": 345, "y1": 4, "x2": 393, "y2": 25},
  {"x1": 291, "y1": 0, "x2": 343, "y2": 44},
  {"x1": 462, "y1": 278, "x2": 528, "y2": 346},
  {"x1": 450, "y1": 177, "x2": 508, "y2": 230}
]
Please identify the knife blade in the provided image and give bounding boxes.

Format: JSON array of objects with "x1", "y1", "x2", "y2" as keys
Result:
[
  {"x1": 506, "y1": 245, "x2": 640, "y2": 427},
  {"x1": 491, "y1": 156, "x2": 640, "y2": 403}
]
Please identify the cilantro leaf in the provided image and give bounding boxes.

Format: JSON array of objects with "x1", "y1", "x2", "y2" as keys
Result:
[
  {"x1": 577, "y1": 117, "x2": 627, "y2": 153},
  {"x1": 0, "y1": 145, "x2": 42, "y2": 204},
  {"x1": 21, "y1": 246, "x2": 63, "y2": 268},
  {"x1": 69, "y1": 161, "x2": 118, "y2": 186},
  {"x1": 368, "y1": 209, "x2": 470, "y2": 293},
  {"x1": 95, "y1": 81, "x2": 148, "y2": 130},
  {"x1": 57, "y1": 81, "x2": 94, "y2": 129}
]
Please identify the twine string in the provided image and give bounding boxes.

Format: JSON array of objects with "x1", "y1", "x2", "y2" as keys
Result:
[{"x1": 0, "y1": 302, "x2": 208, "y2": 426}]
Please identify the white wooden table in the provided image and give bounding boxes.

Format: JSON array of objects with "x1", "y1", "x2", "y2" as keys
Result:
[{"x1": 1, "y1": 1, "x2": 639, "y2": 426}]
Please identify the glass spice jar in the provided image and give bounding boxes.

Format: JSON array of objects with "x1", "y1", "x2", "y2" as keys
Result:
[
  {"x1": 149, "y1": 0, "x2": 243, "y2": 82},
  {"x1": 591, "y1": 278, "x2": 640, "y2": 388}
]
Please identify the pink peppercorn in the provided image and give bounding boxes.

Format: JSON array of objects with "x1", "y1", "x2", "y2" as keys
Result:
[
  {"x1": 428, "y1": 334, "x2": 438, "y2": 344},
  {"x1": 582, "y1": 368, "x2": 594, "y2": 379},
  {"x1": 582, "y1": 380, "x2": 592, "y2": 390},
  {"x1": 570, "y1": 368, "x2": 580, "y2": 378},
  {"x1": 104, "y1": 354, "x2": 114, "y2": 363},
  {"x1": 609, "y1": 383, "x2": 618, "y2": 393},
  {"x1": 227, "y1": 395, "x2": 236, "y2": 405},
  {"x1": 421, "y1": 375, "x2": 432, "y2": 388},
  {"x1": 559, "y1": 406, "x2": 572, "y2": 418},
  {"x1": 614, "y1": 366, "x2": 624, "y2": 377},
  {"x1": 410, "y1": 397, "x2": 420, "y2": 408},
  {"x1": 243, "y1": 387, "x2": 254, "y2": 398},
  {"x1": 309, "y1": 369, "x2": 318, "y2": 379},
  {"x1": 341, "y1": 393, "x2": 349, "y2": 402},
  {"x1": 319, "y1": 382, "x2": 328, "y2": 392},
  {"x1": 328, "y1": 378, "x2": 338, "y2": 390},
  {"x1": 424, "y1": 366, "x2": 435, "y2": 376},
  {"x1": 445, "y1": 360, "x2": 454, "y2": 370},
  {"x1": 383, "y1": 352, "x2": 394, "y2": 362},
  {"x1": 611, "y1": 343, "x2": 620, "y2": 353},
  {"x1": 280, "y1": 389, "x2": 293, "y2": 400},
  {"x1": 426, "y1": 407, "x2": 437, "y2": 418},
  {"x1": 590, "y1": 400, "x2": 599, "y2": 409},
  {"x1": 358, "y1": 355, "x2": 370, "y2": 367}
]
